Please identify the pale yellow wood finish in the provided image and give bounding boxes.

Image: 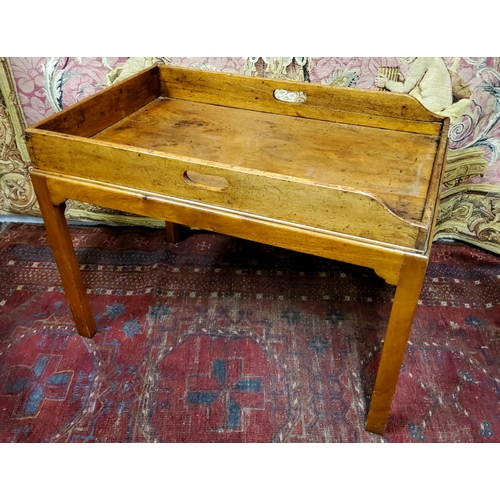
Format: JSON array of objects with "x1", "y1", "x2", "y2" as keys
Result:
[{"x1": 25, "y1": 64, "x2": 450, "y2": 435}]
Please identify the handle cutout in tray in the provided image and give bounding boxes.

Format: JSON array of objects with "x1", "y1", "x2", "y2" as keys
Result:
[
  {"x1": 274, "y1": 89, "x2": 307, "y2": 104},
  {"x1": 183, "y1": 170, "x2": 229, "y2": 192}
]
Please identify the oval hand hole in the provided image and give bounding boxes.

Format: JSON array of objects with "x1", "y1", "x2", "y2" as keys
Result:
[
  {"x1": 273, "y1": 89, "x2": 307, "y2": 103},
  {"x1": 183, "y1": 170, "x2": 229, "y2": 192}
]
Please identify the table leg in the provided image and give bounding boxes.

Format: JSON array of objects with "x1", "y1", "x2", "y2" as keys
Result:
[
  {"x1": 365, "y1": 253, "x2": 428, "y2": 434},
  {"x1": 165, "y1": 221, "x2": 180, "y2": 243},
  {"x1": 31, "y1": 175, "x2": 97, "y2": 338}
]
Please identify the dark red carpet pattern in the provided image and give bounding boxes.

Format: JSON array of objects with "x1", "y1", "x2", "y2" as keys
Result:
[{"x1": 0, "y1": 222, "x2": 499, "y2": 442}]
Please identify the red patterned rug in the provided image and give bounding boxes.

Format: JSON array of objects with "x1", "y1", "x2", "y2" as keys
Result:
[{"x1": 0, "y1": 222, "x2": 499, "y2": 442}]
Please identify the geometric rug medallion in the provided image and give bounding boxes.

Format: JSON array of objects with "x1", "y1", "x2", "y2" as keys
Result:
[{"x1": 1, "y1": 223, "x2": 499, "y2": 442}]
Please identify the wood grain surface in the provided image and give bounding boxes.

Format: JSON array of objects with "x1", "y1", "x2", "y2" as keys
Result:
[
  {"x1": 95, "y1": 98, "x2": 440, "y2": 221},
  {"x1": 159, "y1": 65, "x2": 444, "y2": 134},
  {"x1": 34, "y1": 170, "x2": 407, "y2": 286},
  {"x1": 25, "y1": 64, "x2": 450, "y2": 434}
]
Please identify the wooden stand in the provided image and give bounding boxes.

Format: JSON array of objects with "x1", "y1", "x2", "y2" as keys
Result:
[{"x1": 26, "y1": 64, "x2": 450, "y2": 434}]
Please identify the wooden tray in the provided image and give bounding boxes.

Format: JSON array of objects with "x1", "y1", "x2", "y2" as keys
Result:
[{"x1": 25, "y1": 64, "x2": 450, "y2": 434}]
